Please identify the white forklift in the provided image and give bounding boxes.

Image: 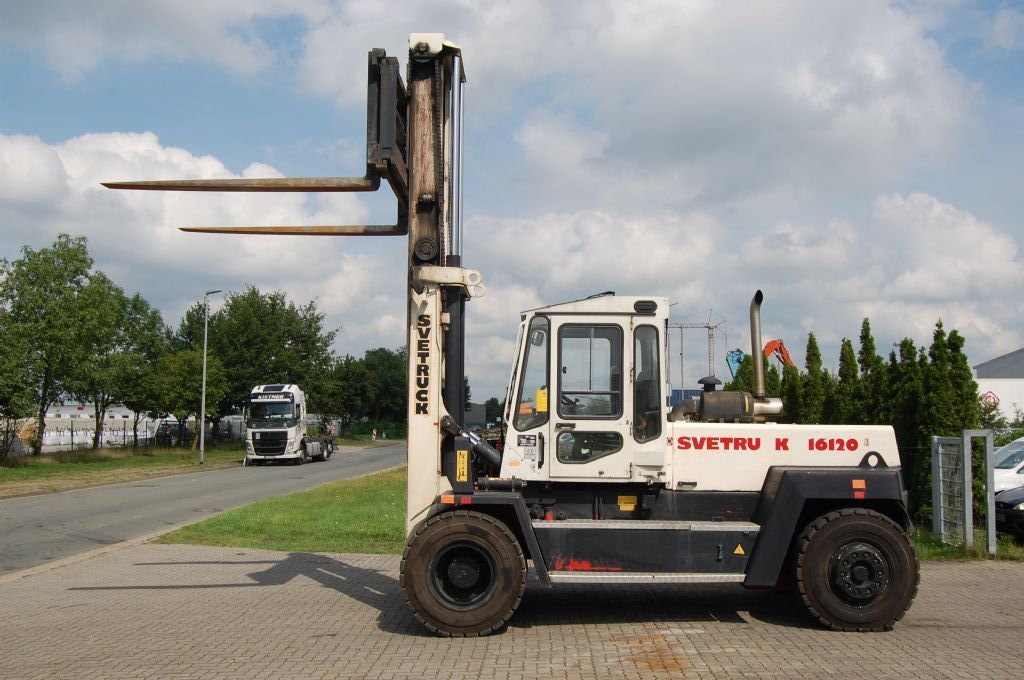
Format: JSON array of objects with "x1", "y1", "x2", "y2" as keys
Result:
[{"x1": 106, "y1": 34, "x2": 918, "y2": 636}]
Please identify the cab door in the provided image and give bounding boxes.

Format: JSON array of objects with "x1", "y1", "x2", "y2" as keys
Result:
[{"x1": 549, "y1": 317, "x2": 633, "y2": 479}]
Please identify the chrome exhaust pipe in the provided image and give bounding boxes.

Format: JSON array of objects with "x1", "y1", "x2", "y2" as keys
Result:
[
  {"x1": 748, "y1": 290, "x2": 784, "y2": 419},
  {"x1": 750, "y1": 290, "x2": 765, "y2": 399}
]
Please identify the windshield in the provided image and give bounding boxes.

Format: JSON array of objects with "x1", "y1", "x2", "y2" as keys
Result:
[
  {"x1": 246, "y1": 401, "x2": 296, "y2": 428},
  {"x1": 995, "y1": 441, "x2": 1024, "y2": 469},
  {"x1": 504, "y1": 322, "x2": 525, "y2": 425}
]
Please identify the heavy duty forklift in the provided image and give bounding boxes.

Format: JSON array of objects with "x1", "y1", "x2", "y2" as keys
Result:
[{"x1": 106, "y1": 34, "x2": 919, "y2": 636}]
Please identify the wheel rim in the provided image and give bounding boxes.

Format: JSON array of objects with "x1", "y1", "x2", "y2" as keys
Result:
[
  {"x1": 829, "y1": 541, "x2": 891, "y2": 605},
  {"x1": 429, "y1": 542, "x2": 496, "y2": 608}
]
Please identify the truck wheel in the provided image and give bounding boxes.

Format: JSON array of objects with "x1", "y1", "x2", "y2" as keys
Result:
[
  {"x1": 795, "y1": 508, "x2": 918, "y2": 631},
  {"x1": 401, "y1": 510, "x2": 526, "y2": 637}
]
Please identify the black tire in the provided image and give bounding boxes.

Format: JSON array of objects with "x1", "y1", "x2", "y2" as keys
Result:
[
  {"x1": 795, "y1": 508, "x2": 919, "y2": 631},
  {"x1": 400, "y1": 510, "x2": 526, "y2": 637}
]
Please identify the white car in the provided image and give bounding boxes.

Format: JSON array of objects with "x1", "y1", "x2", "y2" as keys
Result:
[{"x1": 994, "y1": 437, "x2": 1024, "y2": 493}]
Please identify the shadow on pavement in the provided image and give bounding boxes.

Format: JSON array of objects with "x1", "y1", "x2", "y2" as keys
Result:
[
  {"x1": 69, "y1": 552, "x2": 813, "y2": 635},
  {"x1": 515, "y1": 581, "x2": 810, "y2": 631},
  {"x1": 68, "y1": 552, "x2": 424, "y2": 635}
]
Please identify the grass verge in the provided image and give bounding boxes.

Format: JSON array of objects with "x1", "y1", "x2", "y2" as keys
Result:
[
  {"x1": 912, "y1": 527, "x2": 1024, "y2": 561},
  {"x1": 161, "y1": 465, "x2": 1024, "y2": 561},
  {"x1": 0, "y1": 445, "x2": 244, "y2": 497},
  {"x1": 0, "y1": 437, "x2": 402, "y2": 499},
  {"x1": 158, "y1": 466, "x2": 406, "y2": 554}
]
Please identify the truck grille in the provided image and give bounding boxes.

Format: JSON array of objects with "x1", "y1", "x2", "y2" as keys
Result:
[{"x1": 252, "y1": 431, "x2": 288, "y2": 455}]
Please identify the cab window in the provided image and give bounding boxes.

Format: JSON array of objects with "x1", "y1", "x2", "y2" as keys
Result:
[
  {"x1": 556, "y1": 432, "x2": 623, "y2": 464},
  {"x1": 514, "y1": 316, "x2": 550, "y2": 431},
  {"x1": 633, "y1": 325, "x2": 662, "y2": 442},
  {"x1": 558, "y1": 325, "x2": 623, "y2": 419}
]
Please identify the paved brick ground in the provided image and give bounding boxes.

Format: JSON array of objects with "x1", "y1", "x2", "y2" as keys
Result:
[{"x1": 1, "y1": 544, "x2": 1022, "y2": 679}]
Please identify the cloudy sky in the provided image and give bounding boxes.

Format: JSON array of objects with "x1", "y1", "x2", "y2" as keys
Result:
[{"x1": 1, "y1": 0, "x2": 1022, "y2": 401}]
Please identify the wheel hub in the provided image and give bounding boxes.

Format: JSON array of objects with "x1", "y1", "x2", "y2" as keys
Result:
[
  {"x1": 447, "y1": 556, "x2": 481, "y2": 589},
  {"x1": 430, "y1": 543, "x2": 495, "y2": 607},
  {"x1": 831, "y1": 542, "x2": 890, "y2": 604}
]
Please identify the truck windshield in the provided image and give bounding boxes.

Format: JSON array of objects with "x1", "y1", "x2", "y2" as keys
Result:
[{"x1": 247, "y1": 402, "x2": 296, "y2": 428}]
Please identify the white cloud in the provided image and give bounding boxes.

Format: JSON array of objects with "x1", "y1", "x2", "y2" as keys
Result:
[
  {"x1": 0, "y1": 134, "x2": 68, "y2": 204},
  {"x1": 293, "y1": 0, "x2": 965, "y2": 214},
  {"x1": 874, "y1": 192, "x2": 1022, "y2": 301},
  {"x1": 987, "y1": 7, "x2": 1024, "y2": 50},
  {"x1": 0, "y1": 131, "x2": 401, "y2": 361},
  {"x1": 0, "y1": 0, "x2": 324, "y2": 80}
]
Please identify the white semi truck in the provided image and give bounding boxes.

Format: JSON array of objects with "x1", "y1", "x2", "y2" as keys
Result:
[
  {"x1": 107, "y1": 33, "x2": 919, "y2": 636},
  {"x1": 243, "y1": 384, "x2": 334, "y2": 465}
]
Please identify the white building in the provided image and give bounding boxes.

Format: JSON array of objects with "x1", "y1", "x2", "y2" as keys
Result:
[{"x1": 975, "y1": 348, "x2": 1024, "y2": 422}]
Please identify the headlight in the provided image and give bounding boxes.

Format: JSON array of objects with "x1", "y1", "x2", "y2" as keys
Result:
[
  {"x1": 245, "y1": 441, "x2": 253, "y2": 453},
  {"x1": 1015, "y1": 502, "x2": 1024, "y2": 511}
]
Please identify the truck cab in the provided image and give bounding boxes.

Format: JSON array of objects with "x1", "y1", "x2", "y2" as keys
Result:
[
  {"x1": 243, "y1": 384, "x2": 333, "y2": 465},
  {"x1": 500, "y1": 294, "x2": 670, "y2": 483}
]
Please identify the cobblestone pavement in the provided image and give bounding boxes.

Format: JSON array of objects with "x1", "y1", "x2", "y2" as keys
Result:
[{"x1": 2, "y1": 544, "x2": 1022, "y2": 679}]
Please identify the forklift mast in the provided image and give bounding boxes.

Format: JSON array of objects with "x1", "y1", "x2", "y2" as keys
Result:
[{"x1": 104, "y1": 34, "x2": 475, "y2": 532}]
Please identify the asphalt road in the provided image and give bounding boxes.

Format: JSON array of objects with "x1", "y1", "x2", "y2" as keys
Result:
[{"x1": 0, "y1": 442, "x2": 405, "y2": 574}]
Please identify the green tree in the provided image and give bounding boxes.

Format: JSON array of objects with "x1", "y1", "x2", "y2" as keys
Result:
[
  {"x1": 921, "y1": 322, "x2": 959, "y2": 439},
  {"x1": 156, "y1": 349, "x2": 228, "y2": 447},
  {"x1": 801, "y1": 333, "x2": 826, "y2": 424},
  {"x1": 885, "y1": 339, "x2": 926, "y2": 515},
  {"x1": 780, "y1": 363, "x2": 802, "y2": 423},
  {"x1": 827, "y1": 338, "x2": 860, "y2": 424},
  {"x1": 314, "y1": 354, "x2": 370, "y2": 435},
  {"x1": 0, "y1": 329, "x2": 33, "y2": 459},
  {"x1": 111, "y1": 295, "x2": 170, "y2": 447},
  {"x1": 0, "y1": 235, "x2": 97, "y2": 454},
  {"x1": 724, "y1": 354, "x2": 781, "y2": 397},
  {"x1": 857, "y1": 318, "x2": 887, "y2": 425},
  {"x1": 724, "y1": 354, "x2": 753, "y2": 392},
  {"x1": 484, "y1": 397, "x2": 502, "y2": 424},
  {"x1": 186, "y1": 286, "x2": 336, "y2": 440},
  {"x1": 947, "y1": 329, "x2": 979, "y2": 432},
  {"x1": 764, "y1": 363, "x2": 782, "y2": 398},
  {"x1": 65, "y1": 273, "x2": 129, "y2": 448},
  {"x1": 361, "y1": 347, "x2": 407, "y2": 423}
]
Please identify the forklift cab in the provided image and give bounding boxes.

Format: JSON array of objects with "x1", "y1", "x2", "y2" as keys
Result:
[{"x1": 500, "y1": 295, "x2": 670, "y2": 483}]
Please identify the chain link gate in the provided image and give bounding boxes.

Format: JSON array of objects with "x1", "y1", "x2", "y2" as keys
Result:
[{"x1": 931, "y1": 430, "x2": 995, "y2": 554}]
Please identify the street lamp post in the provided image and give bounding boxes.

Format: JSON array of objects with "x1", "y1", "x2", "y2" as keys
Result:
[{"x1": 200, "y1": 288, "x2": 221, "y2": 464}]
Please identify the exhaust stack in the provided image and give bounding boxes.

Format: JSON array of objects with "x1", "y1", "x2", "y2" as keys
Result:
[
  {"x1": 750, "y1": 290, "x2": 765, "y2": 399},
  {"x1": 749, "y1": 290, "x2": 784, "y2": 419}
]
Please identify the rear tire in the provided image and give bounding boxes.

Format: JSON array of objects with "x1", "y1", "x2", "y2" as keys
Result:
[
  {"x1": 401, "y1": 510, "x2": 526, "y2": 637},
  {"x1": 795, "y1": 508, "x2": 918, "y2": 631}
]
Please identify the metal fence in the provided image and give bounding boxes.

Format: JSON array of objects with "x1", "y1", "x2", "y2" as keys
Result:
[
  {"x1": 932, "y1": 436, "x2": 968, "y2": 545},
  {"x1": 931, "y1": 430, "x2": 996, "y2": 554}
]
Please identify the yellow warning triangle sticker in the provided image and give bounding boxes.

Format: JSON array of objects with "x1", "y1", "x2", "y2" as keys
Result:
[{"x1": 733, "y1": 543, "x2": 746, "y2": 556}]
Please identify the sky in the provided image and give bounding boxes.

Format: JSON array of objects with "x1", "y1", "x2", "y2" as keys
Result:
[{"x1": 1, "y1": 0, "x2": 1022, "y2": 403}]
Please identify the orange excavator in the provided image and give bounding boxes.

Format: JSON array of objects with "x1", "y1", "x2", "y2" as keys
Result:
[
  {"x1": 726, "y1": 339, "x2": 796, "y2": 378},
  {"x1": 763, "y1": 339, "x2": 796, "y2": 368}
]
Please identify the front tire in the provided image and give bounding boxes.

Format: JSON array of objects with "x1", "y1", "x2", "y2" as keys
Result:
[
  {"x1": 795, "y1": 508, "x2": 918, "y2": 631},
  {"x1": 401, "y1": 510, "x2": 526, "y2": 637}
]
